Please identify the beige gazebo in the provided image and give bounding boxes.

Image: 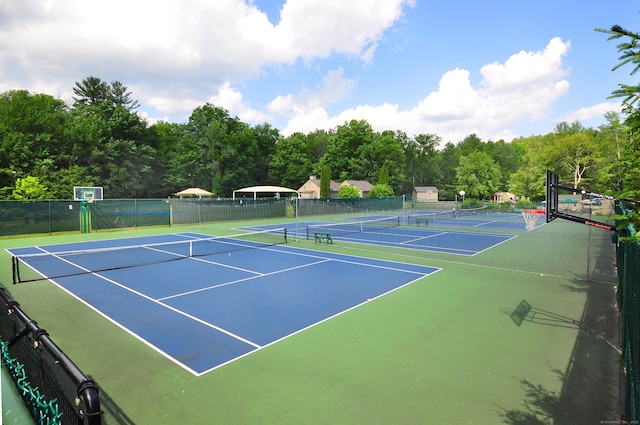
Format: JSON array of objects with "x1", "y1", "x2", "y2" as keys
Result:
[
  {"x1": 174, "y1": 187, "x2": 213, "y2": 198},
  {"x1": 232, "y1": 185, "x2": 299, "y2": 200}
]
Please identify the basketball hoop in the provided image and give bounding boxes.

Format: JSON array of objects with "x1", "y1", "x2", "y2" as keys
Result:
[{"x1": 521, "y1": 209, "x2": 545, "y2": 231}]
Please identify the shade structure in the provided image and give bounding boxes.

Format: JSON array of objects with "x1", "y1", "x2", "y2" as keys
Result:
[
  {"x1": 233, "y1": 185, "x2": 299, "y2": 200},
  {"x1": 174, "y1": 187, "x2": 213, "y2": 198}
]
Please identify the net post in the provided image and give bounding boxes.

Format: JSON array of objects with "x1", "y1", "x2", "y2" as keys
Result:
[{"x1": 11, "y1": 256, "x2": 19, "y2": 285}]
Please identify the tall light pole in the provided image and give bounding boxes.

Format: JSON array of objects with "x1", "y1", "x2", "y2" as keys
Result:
[{"x1": 456, "y1": 190, "x2": 465, "y2": 216}]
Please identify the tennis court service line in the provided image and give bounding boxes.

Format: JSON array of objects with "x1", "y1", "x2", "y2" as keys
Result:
[
  {"x1": 158, "y1": 258, "x2": 332, "y2": 301},
  {"x1": 188, "y1": 255, "x2": 264, "y2": 275},
  {"x1": 472, "y1": 220, "x2": 498, "y2": 227},
  {"x1": 400, "y1": 232, "x2": 448, "y2": 244},
  {"x1": 59, "y1": 263, "x2": 264, "y2": 349},
  {"x1": 26, "y1": 243, "x2": 267, "y2": 350},
  {"x1": 325, "y1": 255, "x2": 436, "y2": 276},
  {"x1": 264, "y1": 242, "x2": 440, "y2": 276}
]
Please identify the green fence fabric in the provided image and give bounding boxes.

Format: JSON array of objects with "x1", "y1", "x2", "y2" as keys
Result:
[
  {"x1": 0, "y1": 197, "x2": 403, "y2": 237},
  {"x1": 169, "y1": 198, "x2": 288, "y2": 225},
  {"x1": 615, "y1": 204, "x2": 639, "y2": 422},
  {"x1": 92, "y1": 200, "x2": 171, "y2": 229},
  {"x1": 0, "y1": 200, "x2": 81, "y2": 236},
  {"x1": 297, "y1": 197, "x2": 402, "y2": 216},
  {"x1": 619, "y1": 240, "x2": 640, "y2": 422}
]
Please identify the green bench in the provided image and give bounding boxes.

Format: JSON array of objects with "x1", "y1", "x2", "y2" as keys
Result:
[
  {"x1": 415, "y1": 218, "x2": 429, "y2": 226},
  {"x1": 314, "y1": 232, "x2": 333, "y2": 244}
]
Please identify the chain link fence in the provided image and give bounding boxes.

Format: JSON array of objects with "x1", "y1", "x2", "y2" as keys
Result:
[{"x1": 615, "y1": 204, "x2": 639, "y2": 422}]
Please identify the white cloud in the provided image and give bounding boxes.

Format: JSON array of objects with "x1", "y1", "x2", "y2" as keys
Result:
[
  {"x1": 0, "y1": 2, "x2": 586, "y2": 142},
  {"x1": 209, "y1": 82, "x2": 271, "y2": 124},
  {"x1": 276, "y1": 0, "x2": 414, "y2": 63},
  {"x1": 562, "y1": 101, "x2": 622, "y2": 123},
  {"x1": 267, "y1": 68, "x2": 357, "y2": 117},
  {"x1": 0, "y1": 0, "x2": 413, "y2": 118},
  {"x1": 275, "y1": 37, "x2": 572, "y2": 142}
]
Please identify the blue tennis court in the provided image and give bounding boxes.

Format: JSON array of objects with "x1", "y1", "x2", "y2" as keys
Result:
[
  {"x1": 7, "y1": 233, "x2": 438, "y2": 375},
  {"x1": 406, "y1": 211, "x2": 543, "y2": 231},
  {"x1": 259, "y1": 221, "x2": 517, "y2": 255}
]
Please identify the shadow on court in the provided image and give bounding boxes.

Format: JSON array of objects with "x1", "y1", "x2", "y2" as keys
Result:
[
  {"x1": 499, "y1": 278, "x2": 620, "y2": 424},
  {"x1": 93, "y1": 381, "x2": 136, "y2": 425}
]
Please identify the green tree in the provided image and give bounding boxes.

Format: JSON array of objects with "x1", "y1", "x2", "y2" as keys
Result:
[
  {"x1": 368, "y1": 184, "x2": 394, "y2": 197},
  {"x1": 73, "y1": 77, "x2": 140, "y2": 110},
  {"x1": 13, "y1": 176, "x2": 48, "y2": 200},
  {"x1": 597, "y1": 24, "x2": 640, "y2": 199},
  {"x1": 437, "y1": 142, "x2": 460, "y2": 199},
  {"x1": 485, "y1": 139, "x2": 525, "y2": 190},
  {"x1": 593, "y1": 111, "x2": 628, "y2": 193},
  {"x1": 455, "y1": 151, "x2": 502, "y2": 199},
  {"x1": 66, "y1": 97, "x2": 159, "y2": 197},
  {"x1": 320, "y1": 166, "x2": 331, "y2": 198},
  {"x1": 268, "y1": 132, "x2": 312, "y2": 188},
  {"x1": 0, "y1": 90, "x2": 70, "y2": 198},
  {"x1": 46, "y1": 165, "x2": 95, "y2": 199},
  {"x1": 0, "y1": 90, "x2": 68, "y2": 172},
  {"x1": 322, "y1": 120, "x2": 375, "y2": 180},
  {"x1": 338, "y1": 184, "x2": 360, "y2": 198},
  {"x1": 403, "y1": 133, "x2": 441, "y2": 191},
  {"x1": 181, "y1": 104, "x2": 277, "y2": 196},
  {"x1": 72, "y1": 76, "x2": 110, "y2": 107},
  {"x1": 508, "y1": 141, "x2": 547, "y2": 200},
  {"x1": 149, "y1": 121, "x2": 187, "y2": 194},
  {"x1": 252, "y1": 122, "x2": 279, "y2": 184},
  {"x1": 109, "y1": 80, "x2": 140, "y2": 110},
  {"x1": 544, "y1": 130, "x2": 597, "y2": 189},
  {"x1": 378, "y1": 166, "x2": 389, "y2": 185},
  {"x1": 457, "y1": 134, "x2": 485, "y2": 157}
]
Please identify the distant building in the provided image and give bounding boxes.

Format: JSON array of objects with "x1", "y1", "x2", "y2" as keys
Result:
[
  {"x1": 298, "y1": 176, "x2": 341, "y2": 199},
  {"x1": 413, "y1": 186, "x2": 439, "y2": 202},
  {"x1": 492, "y1": 192, "x2": 517, "y2": 203},
  {"x1": 298, "y1": 176, "x2": 374, "y2": 198}
]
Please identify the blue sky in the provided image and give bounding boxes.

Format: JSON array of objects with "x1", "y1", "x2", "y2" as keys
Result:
[{"x1": 1, "y1": 0, "x2": 639, "y2": 143}]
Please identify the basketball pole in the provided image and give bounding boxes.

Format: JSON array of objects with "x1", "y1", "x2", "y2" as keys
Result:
[
  {"x1": 80, "y1": 200, "x2": 88, "y2": 234},
  {"x1": 587, "y1": 205, "x2": 592, "y2": 282}
]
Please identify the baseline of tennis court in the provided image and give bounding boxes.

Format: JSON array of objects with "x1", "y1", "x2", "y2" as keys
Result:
[{"x1": 7, "y1": 233, "x2": 439, "y2": 375}]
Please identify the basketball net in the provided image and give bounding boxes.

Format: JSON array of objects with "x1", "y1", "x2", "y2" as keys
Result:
[{"x1": 521, "y1": 209, "x2": 545, "y2": 231}]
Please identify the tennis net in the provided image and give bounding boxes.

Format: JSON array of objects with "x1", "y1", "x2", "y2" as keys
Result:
[
  {"x1": 11, "y1": 228, "x2": 287, "y2": 284},
  {"x1": 406, "y1": 210, "x2": 455, "y2": 225},
  {"x1": 306, "y1": 216, "x2": 400, "y2": 240},
  {"x1": 456, "y1": 205, "x2": 489, "y2": 216}
]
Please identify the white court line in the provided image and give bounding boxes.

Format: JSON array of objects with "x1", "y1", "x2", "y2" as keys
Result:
[
  {"x1": 18, "y1": 235, "x2": 440, "y2": 376},
  {"x1": 158, "y1": 258, "x2": 332, "y2": 300},
  {"x1": 24, "y1": 246, "x2": 263, "y2": 348},
  {"x1": 473, "y1": 220, "x2": 498, "y2": 227},
  {"x1": 334, "y1": 234, "x2": 478, "y2": 255},
  {"x1": 400, "y1": 232, "x2": 448, "y2": 244},
  {"x1": 196, "y1": 269, "x2": 442, "y2": 375}
]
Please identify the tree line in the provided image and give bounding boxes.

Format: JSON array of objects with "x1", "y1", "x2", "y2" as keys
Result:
[{"x1": 1, "y1": 20, "x2": 639, "y2": 203}]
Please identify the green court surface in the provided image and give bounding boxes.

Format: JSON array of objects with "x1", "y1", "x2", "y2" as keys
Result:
[{"x1": 0, "y1": 218, "x2": 619, "y2": 424}]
